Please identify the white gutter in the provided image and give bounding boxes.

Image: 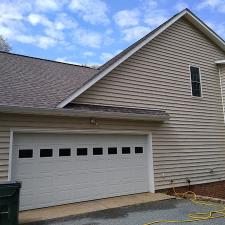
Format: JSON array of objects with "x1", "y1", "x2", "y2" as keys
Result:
[
  {"x1": 0, "y1": 105, "x2": 169, "y2": 122},
  {"x1": 215, "y1": 59, "x2": 225, "y2": 64}
]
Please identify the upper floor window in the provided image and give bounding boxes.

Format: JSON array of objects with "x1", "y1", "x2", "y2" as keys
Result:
[{"x1": 190, "y1": 66, "x2": 202, "y2": 97}]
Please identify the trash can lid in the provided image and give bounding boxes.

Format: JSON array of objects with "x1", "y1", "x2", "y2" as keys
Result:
[{"x1": 0, "y1": 181, "x2": 21, "y2": 188}]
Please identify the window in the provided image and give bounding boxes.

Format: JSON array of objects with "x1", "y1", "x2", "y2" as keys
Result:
[
  {"x1": 190, "y1": 66, "x2": 202, "y2": 97},
  {"x1": 40, "y1": 149, "x2": 53, "y2": 157},
  {"x1": 59, "y1": 148, "x2": 71, "y2": 157},
  {"x1": 135, "y1": 147, "x2": 143, "y2": 154},
  {"x1": 77, "y1": 148, "x2": 88, "y2": 156},
  {"x1": 93, "y1": 147, "x2": 103, "y2": 155},
  {"x1": 108, "y1": 147, "x2": 117, "y2": 155},
  {"x1": 122, "y1": 147, "x2": 130, "y2": 154},
  {"x1": 19, "y1": 149, "x2": 33, "y2": 158}
]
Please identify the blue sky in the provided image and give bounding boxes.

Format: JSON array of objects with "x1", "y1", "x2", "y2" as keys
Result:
[{"x1": 1, "y1": 0, "x2": 225, "y2": 66}]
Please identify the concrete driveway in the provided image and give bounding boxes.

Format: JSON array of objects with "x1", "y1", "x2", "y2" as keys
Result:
[{"x1": 25, "y1": 199, "x2": 225, "y2": 225}]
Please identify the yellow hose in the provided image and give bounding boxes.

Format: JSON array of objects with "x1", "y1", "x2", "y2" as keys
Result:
[{"x1": 143, "y1": 186, "x2": 225, "y2": 225}]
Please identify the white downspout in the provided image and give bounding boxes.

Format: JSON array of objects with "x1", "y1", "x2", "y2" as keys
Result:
[{"x1": 219, "y1": 66, "x2": 225, "y2": 123}]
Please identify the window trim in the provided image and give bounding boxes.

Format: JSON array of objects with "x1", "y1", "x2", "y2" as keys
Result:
[{"x1": 189, "y1": 65, "x2": 203, "y2": 98}]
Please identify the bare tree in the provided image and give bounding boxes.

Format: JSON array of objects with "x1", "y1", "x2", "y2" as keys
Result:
[{"x1": 0, "y1": 35, "x2": 11, "y2": 52}]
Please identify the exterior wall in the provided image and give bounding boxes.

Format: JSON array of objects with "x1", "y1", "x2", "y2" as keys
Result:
[
  {"x1": 0, "y1": 113, "x2": 156, "y2": 182},
  {"x1": 74, "y1": 18, "x2": 225, "y2": 190}
]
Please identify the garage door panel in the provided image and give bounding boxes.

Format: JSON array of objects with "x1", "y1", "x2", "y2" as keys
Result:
[{"x1": 12, "y1": 133, "x2": 149, "y2": 210}]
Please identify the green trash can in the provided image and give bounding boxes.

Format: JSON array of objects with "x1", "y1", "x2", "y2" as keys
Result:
[{"x1": 0, "y1": 181, "x2": 21, "y2": 225}]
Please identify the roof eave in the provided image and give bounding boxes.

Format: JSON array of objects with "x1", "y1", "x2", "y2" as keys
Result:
[{"x1": 0, "y1": 105, "x2": 169, "y2": 122}]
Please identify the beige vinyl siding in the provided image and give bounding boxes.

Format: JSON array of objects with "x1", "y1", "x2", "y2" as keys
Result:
[
  {"x1": 74, "y1": 17, "x2": 225, "y2": 189},
  {"x1": 0, "y1": 113, "x2": 156, "y2": 181}
]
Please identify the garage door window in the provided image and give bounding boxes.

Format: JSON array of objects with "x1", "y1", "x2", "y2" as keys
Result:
[
  {"x1": 19, "y1": 149, "x2": 33, "y2": 158},
  {"x1": 59, "y1": 148, "x2": 71, "y2": 157},
  {"x1": 77, "y1": 148, "x2": 88, "y2": 156},
  {"x1": 93, "y1": 147, "x2": 103, "y2": 155},
  {"x1": 40, "y1": 149, "x2": 53, "y2": 157},
  {"x1": 108, "y1": 147, "x2": 117, "y2": 155},
  {"x1": 135, "y1": 147, "x2": 143, "y2": 154},
  {"x1": 122, "y1": 147, "x2": 130, "y2": 154}
]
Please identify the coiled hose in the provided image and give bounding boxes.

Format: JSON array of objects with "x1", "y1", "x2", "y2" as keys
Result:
[{"x1": 143, "y1": 186, "x2": 225, "y2": 224}]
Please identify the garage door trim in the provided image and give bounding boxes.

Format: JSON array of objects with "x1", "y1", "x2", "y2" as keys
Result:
[{"x1": 8, "y1": 129, "x2": 155, "y2": 194}]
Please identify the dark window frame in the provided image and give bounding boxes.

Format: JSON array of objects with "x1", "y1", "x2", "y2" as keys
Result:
[
  {"x1": 190, "y1": 66, "x2": 202, "y2": 97},
  {"x1": 19, "y1": 149, "x2": 33, "y2": 158},
  {"x1": 122, "y1": 147, "x2": 131, "y2": 154},
  {"x1": 40, "y1": 149, "x2": 53, "y2": 158},
  {"x1": 59, "y1": 148, "x2": 71, "y2": 157},
  {"x1": 77, "y1": 148, "x2": 88, "y2": 156},
  {"x1": 108, "y1": 147, "x2": 117, "y2": 155},
  {"x1": 135, "y1": 147, "x2": 144, "y2": 154},
  {"x1": 93, "y1": 147, "x2": 103, "y2": 155}
]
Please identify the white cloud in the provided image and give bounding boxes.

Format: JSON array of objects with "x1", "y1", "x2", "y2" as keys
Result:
[
  {"x1": 69, "y1": 0, "x2": 109, "y2": 25},
  {"x1": 27, "y1": 13, "x2": 52, "y2": 27},
  {"x1": 144, "y1": 9, "x2": 168, "y2": 27},
  {"x1": 83, "y1": 51, "x2": 95, "y2": 56},
  {"x1": 197, "y1": 0, "x2": 225, "y2": 13},
  {"x1": 34, "y1": 0, "x2": 63, "y2": 12},
  {"x1": 122, "y1": 26, "x2": 150, "y2": 42},
  {"x1": 174, "y1": 2, "x2": 189, "y2": 11},
  {"x1": 140, "y1": 0, "x2": 169, "y2": 28},
  {"x1": 74, "y1": 29, "x2": 102, "y2": 48},
  {"x1": 114, "y1": 9, "x2": 140, "y2": 27},
  {"x1": 15, "y1": 34, "x2": 57, "y2": 49},
  {"x1": 100, "y1": 49, "x2": 122, "y2": 62},
  {"x1": 100, "y1": 52, "x2": 114, "y2": 61},
  {"x1": 37, "y1": 36, "x2": 56, "y2": 48},
  {"x1": 205, "y1": 20, "x2": 225, "y2": 38}
]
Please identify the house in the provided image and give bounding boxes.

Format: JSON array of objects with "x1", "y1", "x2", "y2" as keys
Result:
[{"x1": 1, "y1": 8, "x2": 225, "y2": 211}]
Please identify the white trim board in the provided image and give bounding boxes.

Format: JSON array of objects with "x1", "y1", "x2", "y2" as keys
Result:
[
  {"x1": 215, "y1": 60, "x2": 225, "y2": 64},
  {"x1": 57, "y1": 9, "x2": 225, "y2": 108}
]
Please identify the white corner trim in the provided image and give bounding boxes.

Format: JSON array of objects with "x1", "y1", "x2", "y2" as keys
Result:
[
  {"x1": 218, "y1": 67, "x2": 225, "y2": 123},
  {"x1": 57, "y1": 9, "x2": 225, "y2": 108},
  {"x1": 147, "y1": 132, "x2": 155, "y2": 193},
  {"x1": 215, "y1": 60, "x2": 225, "y2": 64},
  {"x1": 56, "y1": 10, "x2": 188, "y2": 108},
  {"x1": 8, "y1": 130, "x2": 14, "y2": 181}
]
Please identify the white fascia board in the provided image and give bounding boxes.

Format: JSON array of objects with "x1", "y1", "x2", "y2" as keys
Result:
[
  {"x1": 57, "y1": 9, "x2": 225, "y2": 108},
  {"x1": 184, "y1": 13, "x2": 225, "y2": 52},
  {"x1": 56, "y1": 10, "x2": 187, "y2": 108},
  {"x1": 215, "y1": 60, "x2": 225, "y2": 64}
]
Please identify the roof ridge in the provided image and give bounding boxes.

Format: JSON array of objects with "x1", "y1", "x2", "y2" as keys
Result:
[{"x1": 0, "y1": 51, "x2": 99, "y2": 70}]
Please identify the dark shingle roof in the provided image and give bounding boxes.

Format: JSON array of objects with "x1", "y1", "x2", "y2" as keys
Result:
[
  {"x1": 0, "y1": 10, "x2": 186, "y2": 109},
  {"x1": 0, "y1": 52, "x2": 98, "y2": 108}
]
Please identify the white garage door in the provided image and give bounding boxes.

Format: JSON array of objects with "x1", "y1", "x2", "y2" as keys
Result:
[{"x1": 12, "y1": 133, "x2": 150, "y2": 210}]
